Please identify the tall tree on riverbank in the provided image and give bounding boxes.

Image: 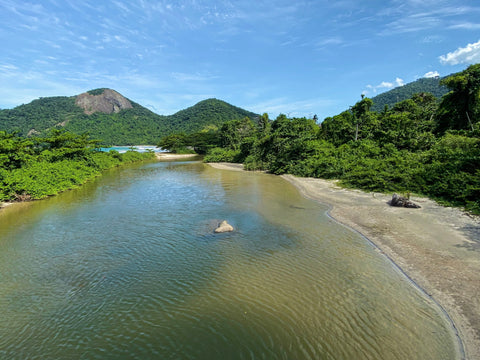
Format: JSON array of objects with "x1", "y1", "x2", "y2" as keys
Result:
[
  {"x1": 351, "y1": 95, "x2": 374, "y2": 141},
  {"x1": 436, "y1": 63, "x2": 480, "y2": 134}
]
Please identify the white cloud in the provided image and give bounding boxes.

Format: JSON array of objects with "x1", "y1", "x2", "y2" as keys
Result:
[
  {"x1": 379, "y1": 81, "x2": 394, "y2": 88},
  {"x1": 439, "y1": 40, "x2": 480, "y2": 65},
  {"x1": 364, "y1": 77, "x2": 404, "y2": 95},
  {"x1": 424, "y1": 71, "x2": 440, "y2": 78}
]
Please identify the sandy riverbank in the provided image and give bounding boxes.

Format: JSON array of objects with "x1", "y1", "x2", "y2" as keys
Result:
[
  {"x1": 208, "y1": 162, "x2": 480, "y2": 360},
  {"x1": 155, "y1": 153, "x2": 200, "y2": 160}
]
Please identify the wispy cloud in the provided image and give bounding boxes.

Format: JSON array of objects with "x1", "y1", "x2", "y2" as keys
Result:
[
  {"x1": 379, "y1": 4, "x2": 480, "y2": 36},
  {"x1": 248, "y1": 97, "x2": 337, "y2": 119},
  {"x1": 315, "y1": 37, "x2": 344, "y2": 48},
  {"x1": 439, "y1": 40, "x2": 480, "y2": 65},
  {"x1": 449, "y1": 22, "x2": 480, "y2": 30},
  {"x1": 170, "y1": 72, "x2": 218, "y2": 82}
]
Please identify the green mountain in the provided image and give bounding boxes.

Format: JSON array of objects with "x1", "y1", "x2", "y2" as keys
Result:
[
  {"x1": 167, "y1": 98, "x2": 258, "y2": 134},
  {"x1": 370, "y1": 76, "x2": 449, "y2": 113},
  {"x1": 0, "y1": 89, "x2": 258, "y2": 145}
]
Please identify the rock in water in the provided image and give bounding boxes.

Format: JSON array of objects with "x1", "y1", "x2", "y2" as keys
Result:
[
  {"x1": 390, "y1": 193, "x2": 421, "y2": 208},
  {"x1": 214, "y1": 220, "x2": 234, "y2": 233}
]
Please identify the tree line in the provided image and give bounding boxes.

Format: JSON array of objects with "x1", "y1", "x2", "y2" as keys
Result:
[
  {"x1": 0, "y1": 129, "x2": 154, "y2": 202},
  {"x1": 160, "y1": 64, "x2": 480, "y2": 214}
]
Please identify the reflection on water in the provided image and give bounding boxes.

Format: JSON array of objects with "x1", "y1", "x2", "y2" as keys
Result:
[{"x1": 0, "y1": 161, "x2": 460, "y2": 359}]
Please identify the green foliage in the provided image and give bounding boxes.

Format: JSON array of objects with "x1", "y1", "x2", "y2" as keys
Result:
[
  {"x1": 0, "y1": 131, "x2": 35, "y2": 170},
  {"x1": 436, "y1": 64, "x2": 480, "y2": 134},
  {"x1": 167, "y1": 99, "x2": 258, "y2": 135},
  {"x1": 203, "y1": 147, "x2": 241, "y2": 162},
  {"x1": 199, "y1": 65, "x2": 480, "y2": 214},
  {"x1": 158, "y1": 133, "x2": 189, "y2": 153},
  {"x1": 158, "y1": 131, "x2": 220, "y2": 154},
  {"x1": 0, "y1": 131, "x2": 154, "y2": 202},
  {"x1": 220, "y1": 117, "x2": 255, "y2": 151},
  {"x1": 87, "y1": 88, "x2": 107, "y2": 95},
  {"x1": 370, "y1": 76, "x2": 448, "y2": 113},
  {"x1": 0, "y1": 96, "x2": 84, "y2": 136},
  {"x1": 0, "y1": 93, "x2": 258, "y2": 145}
]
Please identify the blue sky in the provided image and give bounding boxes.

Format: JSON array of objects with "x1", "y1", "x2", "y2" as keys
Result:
[{"x1": 1, "y1": 0, "x2": 480, "y2": 120}]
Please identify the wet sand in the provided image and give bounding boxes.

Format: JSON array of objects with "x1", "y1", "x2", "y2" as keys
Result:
[
  {"x1": 155, "y1": 153, "x2": 200, "y2": 160},
  {"x1": 208, "y1": 162, "x2": 480, "y2": 360}
]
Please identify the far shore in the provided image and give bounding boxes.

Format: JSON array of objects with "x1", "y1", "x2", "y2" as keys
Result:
[
  {"x1": 155, "y1": 153, "x2": 200, "y2": 160},
  {"x1": 0, "y1": 153, "x2": 196, "y2": 210},
  {"x1": 208, "y1": 162, "x2": 480, "y2": 360}
]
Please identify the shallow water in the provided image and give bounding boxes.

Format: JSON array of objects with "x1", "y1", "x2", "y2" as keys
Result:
[{"x1": 0, "y1": 160, "x2": 461, "y2": 359}]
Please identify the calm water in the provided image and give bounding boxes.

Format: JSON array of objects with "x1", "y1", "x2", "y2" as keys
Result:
[
  {"x1": 99, "y1": 146, "x2": 161, "y2": 153},
  {"x1": 0, "y1": 160, "x2": 461, "y2": 359}
]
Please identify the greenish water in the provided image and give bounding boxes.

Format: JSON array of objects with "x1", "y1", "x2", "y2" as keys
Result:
[{"x1": 0, "y1": 160, "x2": 461, "y2": 359}]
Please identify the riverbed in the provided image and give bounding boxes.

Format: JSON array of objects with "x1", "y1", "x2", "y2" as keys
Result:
[{"x1": 0, "y1": 160, "x2": 461, "y2": 359}]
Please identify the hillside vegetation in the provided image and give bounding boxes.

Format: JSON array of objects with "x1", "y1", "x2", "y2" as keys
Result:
[
  {"x1": 186, "y1": 64, "x2": 480, "y2": 214},
  {"x1": 370, "y1": 76, "x2": 449, "y2": 113},
  {"x1": 0, "y1": 91, "x2": 257, "y2": 145}
]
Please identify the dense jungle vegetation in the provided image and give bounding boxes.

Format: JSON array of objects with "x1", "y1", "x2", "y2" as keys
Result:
[
  {"x1": 0, "y1": 96, "x2": 257, "y2": 145},
  {"x1": 162, "y1": 64, "x2": 480, "y2": 214},
  {"x1": 0, "y1": 130, "x2": 154, "y2": 202}
]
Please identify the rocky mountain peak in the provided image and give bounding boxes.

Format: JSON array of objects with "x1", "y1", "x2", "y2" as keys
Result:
[{"x1": 75, "y1": 89, "x2": 133, "y2": 115}]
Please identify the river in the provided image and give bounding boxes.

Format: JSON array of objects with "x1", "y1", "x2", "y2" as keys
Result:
[{"x1": 0, "y1": 160, "x2": 461, "y2": 359}]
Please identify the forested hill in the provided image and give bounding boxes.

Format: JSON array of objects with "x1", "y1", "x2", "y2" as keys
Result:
[
  {"x1": 370, "y1": 76, "x2": 449, "y2": 113},
  {"x1": 0, "y1": 89, "x2": 258, "y2": 145},
  {"x1": 167, "y1": 99, "x2": 258, "y2": 134}
]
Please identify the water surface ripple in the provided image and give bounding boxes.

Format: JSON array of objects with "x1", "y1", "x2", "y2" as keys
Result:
[{"x1": 0, "y1": 161, "x2": 460, "y2": 359}]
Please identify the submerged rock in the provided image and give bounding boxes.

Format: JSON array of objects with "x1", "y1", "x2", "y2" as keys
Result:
[
  {"x1": 214, "y1": 220, "x2": 234, "y2": 233},
  {"x1": 390, "y1": 193, "x2": 421, "y2": 208}
]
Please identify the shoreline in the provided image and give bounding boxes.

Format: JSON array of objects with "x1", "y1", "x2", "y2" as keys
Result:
[
  {"x1": 208, "y1": 162, "x2": 480, "y2": 360},
  {"x1": 155, "y1": 153, "x2": 200, "y2": 160}
]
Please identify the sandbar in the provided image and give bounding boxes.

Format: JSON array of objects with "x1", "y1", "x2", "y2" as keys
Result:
[
  {"x1": 155, "y1": 153, "x2": 200, "y2": 160},
  {"x1": 208, "y1": 162, "x2": 480, "y2": 360}
]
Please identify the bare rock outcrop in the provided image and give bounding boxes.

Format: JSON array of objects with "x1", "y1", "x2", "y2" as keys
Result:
[
  {"x1": 390, "y1": 193, "x2": 421, "y2": 208},
  {"x1": 214, "y1": 220, "x2": 234, "y2": 233},
  {"x1": 75, "y1": 89, "x2": 133, "y2": 115}
]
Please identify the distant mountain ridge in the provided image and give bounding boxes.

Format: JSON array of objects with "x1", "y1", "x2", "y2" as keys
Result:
[
  {"x1": 370, "y1": 76, "x2": 449, "y2": 112},
  {"x1": 0, "y1": 89, "x2": 258, "y2": 145}
]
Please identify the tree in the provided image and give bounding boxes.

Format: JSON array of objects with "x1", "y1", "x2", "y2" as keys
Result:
[
  {"x1": 436, "y1": 64, "x2": 480, "y2": 134},
  {"x1": 220, "y1": 117, "x2": 255, "y2": 151},
  {"x1": 0, "y1": 131, "x2": 34, "y2": 170},
  {"x1": 157, "y1": 133, "x2": 188, "y2": 153},
  {"x1": 258, "y1": 113, "x2": 270, "y2": 133},
  {"x1": 319, "y1": 111, "x2": 355, "y2": 146},
  {"x1": 351, "y1": 95, "x2": 374, "y2": 141}
]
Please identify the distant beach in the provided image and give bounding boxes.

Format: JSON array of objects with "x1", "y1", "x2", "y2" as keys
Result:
[
  {"x1": 100, "y1": 145, "x2": 161, "y2": 153},
  {"x1": 208, "y1": 162, "x2": 480, "y2": 360},
  {"x1": 155, "y1": 153, "x2": 200, "y2": 160}
]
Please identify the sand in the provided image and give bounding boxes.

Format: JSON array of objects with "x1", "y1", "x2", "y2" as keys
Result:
[
  {"x1": 208, "y1": 162, "x2": 480, "y2": 360},
  {"x1": 155, "y1": 153, "x2": 200, "y2": 160}
]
